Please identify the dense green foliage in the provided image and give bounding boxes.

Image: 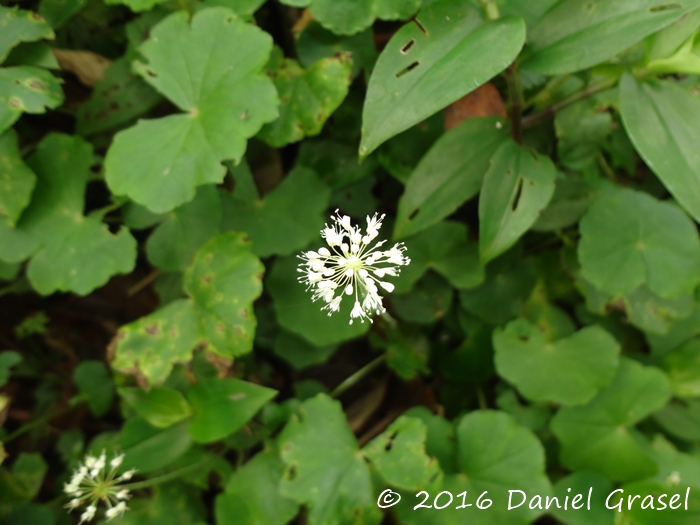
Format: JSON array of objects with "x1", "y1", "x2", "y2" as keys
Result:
[{"x1": 2, "y1": 0, "x2": 700, "y2": 524}]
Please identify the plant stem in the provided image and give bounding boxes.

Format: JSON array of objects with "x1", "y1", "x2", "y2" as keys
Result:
[
  {"x1": 4, "y1": 401, "x2": 80, "y2": 443},
  {"x1": 506, "y1": 63, "x2": 524, "y2": 143},
  {"x1": 331, "y1": 354, "x2": 387, "y2": 398},
  {"x1": 478, "y1": 0, "x2": 500, "y2": 19},
  {"x1": 122, "y1": 458, "x2": 215, "y2": 491},
  {"x1": 522, "y1": 76, "x2": 618, "y2": 128}
]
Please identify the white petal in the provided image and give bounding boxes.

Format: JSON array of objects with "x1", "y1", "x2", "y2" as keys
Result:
[
  {"x1": 380, "y1": 281, "x2": 395, "y2": 293},
  {"x1": 318, "y1": 247, "x2": 331, "y2": 257},
  {"x1": 345, "y1": 284, "x2": 353, "y2": 295}
]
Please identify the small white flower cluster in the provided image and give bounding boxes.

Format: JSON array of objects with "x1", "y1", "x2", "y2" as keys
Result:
[
  {"x1": 64, "y1": 450, "x2": 135, "y2": 523},
  {"x1": 298, "y1": 211, "x2": 410, "y2": 324}
]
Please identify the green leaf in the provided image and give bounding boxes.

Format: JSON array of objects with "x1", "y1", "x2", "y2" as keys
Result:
[
  {"x1": 479, "y1": 140, "x2": 556, "y2": 263},
  {"x1": 392, "y1": 221, "x2": 483, "y2": 293},
  {"x1": 523, "y1": 0, "x2": 700, "y2": 75},
  {"x1": 495, "y1": 389, "x2": 550, "y2": 432},
  {"x1": 116, "y1": 418, "x2": 192, "y2": 473},
  {"x1": 532, "y1": 176, "x2": 600, "y2": 232},
  {"x1": 111, "y1": 232, "x2": 264, "y2": 385},
  {"x1": 370, "y1": 325, "x2": 429, "y2": 380},
  {"x1": 146, "y1": 185, "x2": 222, "y2": 271},
  {"x1": 654, "y1": 399, "x2": 700, "y2": 442},
  {"x1": 4, "y1": 41, "x2": 59, "y2": 69},
  {"x1": 660, "y1": 339, "x2": 700, "y2": 398},
  {"x1": 0, "y1": 66, "x2": 63, "y2": 135},
  {"x1": 104, "y1": 0, "x2": 169, "y2": 13},
  {"x1": 259, "y1": 54, "x2": 353, "y2": 147},
  {"x1": 459, "y1": 250, "x2": 536, "y2": 325},
  {"x1": 273, "y1": 330, "x2": 337, "y2": 370},
  {"x1": 188, "y1": 378, "x2": 277, "y2": 443},
  {"x1": 220, "y1": 167, "x2": 330, "y2": 257},
  {"x1": 9, "y1": 453, "x2": 47, "y2": 500},
  {"x1": 551, "y1": 470, "x2": 615, "y2": 525},
  {"x1": 77, "y1": 55, "x2": 162, "y2": 136},
  {"x1": 278, "y1": 394, "x2": 381, "y2": 525},
  {"x1": 551, "y1": 357, "x2": 672, "y2": 481},
  {"x1": 363, "y1": 416, "x2": 439, "y2": 490},
  {"x1": 394, "y1": 410, "x2": 550, "y2": 525},
  {"x1": 392, "y1": 271, "x2": 453, "y2": 324},
  {"x1": 360, "y1": 0, "x2": 525, "y2": 157},
  {"x1": 0, "y1": 350, "x2": 21, "y2": 388},
  {"x1": 620, "y1": 74, "x2": 700, "y2": 224},
  {"x1": 401, "y1": 407, "x2": 457, "y2": 474},
  {"x1": 0, "y1": 7, "x2": 54, "y2": 64},
  {"x1": 200, "y1": 0, "x2": 267, "y2": 16},
  {"x1": 494, "y1": 319, "x2": 620, "y2": 405},
  {"x1": 74, "y1": 361, "x2": 114, "y2": 417},
  {"x1": 0, "y1": 129, "x2": 35, "y2": 226},
  {"x1": 106, "y1": 482, "x2": 206, "y2": 525},
  {"x1": 579, "y1": 185, "x2": 700, "y2": 299},
  {"x1": 118, "y1": 386, "x2": 192, "y2": 428},
  {"x1": 297, "y1": 22, "x2": 377, "y2": 79},
  {"x1": 0, "y1": 134, "x2": 137, "y2": 295},
  {"x1": 105, "y1": 8, "x2": 279, "y2": 213},
  {"x1": 38, "y1": 0, "x2": 87, "y2": 29},
  {"x1": 297, "y1": 138, "x2": 377, "y2": 189},
  {"x1": 216, "y1": 449, "x2": 299, "y2": 525},
  {"x1": 394, "y1": 117, "x2": 508, "y2": 239},
  {"x1": 268, "y1": 256, "x2": 369, "y2": 346}
]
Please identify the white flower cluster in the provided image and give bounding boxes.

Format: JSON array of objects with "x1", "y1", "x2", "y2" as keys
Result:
[
  {"x1": 298, "y1": 211, "x2": 410, "y2": 324},
  {"x1": 64, "y1": 450, "x2": 135, "y2": 523}
]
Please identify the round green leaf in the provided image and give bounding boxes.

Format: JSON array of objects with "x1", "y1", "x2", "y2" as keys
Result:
[
  {"x1": 394, "y1": 117, "x2": 508, "y2": 240},
  {"x1": 551, "y1": 470, "x2": 615, "y2": 525},
  {"x1": 523, "y1": 0, "x2": 700, "y2": 75},
  {"x1": 220, "y1": 167, "x2": 331, "y2": 257},
  {"x1": 0, "y1": 350, "x2": 22, "y2": 388},
  {"x1": 74, "y1": 361, "x2": 114, "y2": 417},
  {"x1": 360, "y1": 0, "x2": 525, "y2": 157},
  {"x1": 268, "y1": 256, "x2": 368, "y2": 346},
  {"x1": 105, "y1": 8, "x2": 279, "y2": 213},
  {"x1": 118, "y1": 386, "x2": 192, "y2": 429},
  {"x1": 188, "y1": 378, "x2": 277, "y2": 443},
  {"x1": 579, "y1": 185, "x2": 700, "y2": 299},
  {"x1": 0, "y1": 129, "x2": 35, "y2": 226},
  {"x1": 552, "y1": 357, "x2": 672, "y2": 481},
  {"x1": 479, "y1": 140, "x2": 556, "y2": 263},
  {"x1": 116, "y1": 418, "x2": 193, "y2": 473},
  {"x1": 273, "y1": 330, "x2": 337, "y2": 370},
  {"x1": 620, "y1": 74, "x2": 700, "y2": 225},
  {"x1": 278, "y1": 394, "x2": 381, "y2": 525},
  {"x1": 494, "y1": 319, "x2": 620, "y2": 406},
  {"x1": 653, "y1": 399, "x2": 700, "y2": 442},
  {"x1": 363, "y1": 416, "x2": 439, "y2": 490}
]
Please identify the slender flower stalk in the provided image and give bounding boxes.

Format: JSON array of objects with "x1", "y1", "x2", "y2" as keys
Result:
[
  {"x1": 64, "y1": 450, "x2": 135, "y2": 523},
  {"x1": 298, "y1": 210, "x2": 410, "y2": 324}
]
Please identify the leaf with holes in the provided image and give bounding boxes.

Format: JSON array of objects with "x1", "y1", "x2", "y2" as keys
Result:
[
  {"x1": 111, "y1": 232, "x2": 264, "y2": 385},
  {"x1": 188, "y1": 378, "x2": 277, "y2": 443},
  {"x1": 258, "y1": 53, "x2": 353, "y2": 147},
  {"x1": 104, "y1": 8, "x2": 278, "y2": 213},
  {"x1": 278, "y1": 394, "x2": 381, "y2": 525},
  {"x1": 523, "y1": 0, "x2": 700, "y2": 75},
  {"x1": 0, "y1": 130, "x2": 35, "y2": 226},
  {"x1": 216, "y1": 449, "x2": 299, "y2": 525},
  {"x1": 363, "y1": 416, "x2": 440, "y2": 490},
  {"x1": 220, "y1": 167, "x2": 330, "y2": 257},
  {"x1": 360, "y1": 0, "x2": 525, "y2": 157},
  {"x1": 0, "y1": 66, "x2": 63, "y2": 135},
  {"x1": 394, "y1": 117, "x2": 508, "y2": 240},
  {"x1": 391, "y1": 221, "x2": 483, "y2": 293},
  {"x1": 146, "y1": 185, "x2": 222, "y2": 272},
  {"x1": 551, "y1": 357, "x2": 671, "y2": 481},
  {"x1": 0, "y1": 6, "x2": 54, "y2": 63},
  {"x1": 479, "y1": 140, "x2": 556, "y2": 264},
  {"x1": 620, "y1": 74, "x2": 700, "y2": 225},
  {"x1": 494, "y1": 318, "x2": 621, "y2": 406},
  {"x1": 578, "y1": 185, "x2": 700, "y2": 298},
  {"x1": 0, "y1": 134, "x2": 137, "y2": 295}
]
